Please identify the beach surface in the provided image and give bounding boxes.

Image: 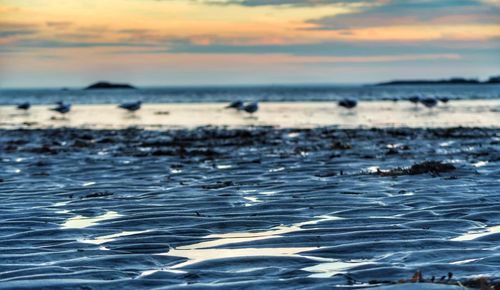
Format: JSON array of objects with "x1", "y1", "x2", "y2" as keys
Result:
[
  {"x1": 1, "y1": 100, "x2": 499, "y2": 129},
  {"x1": 0, "y1": 125, "x2": 499, "y2": 289}
]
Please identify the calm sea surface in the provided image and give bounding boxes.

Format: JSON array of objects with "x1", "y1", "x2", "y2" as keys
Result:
[{"x1": 0, "y1": 84, "x2": 499, "y2": 105}]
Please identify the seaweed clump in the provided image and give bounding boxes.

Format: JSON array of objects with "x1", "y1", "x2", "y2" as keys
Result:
[
  {"x1": 368, "y1": 271, "x2": 499, "y2": 289},
  {"x1": 376, "y1": 161, "x2": 456, "y2": 176}
]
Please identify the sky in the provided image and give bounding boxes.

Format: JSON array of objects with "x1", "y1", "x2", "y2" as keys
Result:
[{"x1": 0, "y1": 0, "x2": 499, "y2": 87}]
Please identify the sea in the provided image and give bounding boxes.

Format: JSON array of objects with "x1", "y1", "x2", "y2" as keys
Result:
[{"x1": 0, "y1": 84, "x2": 499, "y2": 105}]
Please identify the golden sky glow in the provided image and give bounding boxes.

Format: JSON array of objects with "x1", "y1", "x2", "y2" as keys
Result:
[{"x1": 1, "y1": 0, "x2": 499, "y2": 87}]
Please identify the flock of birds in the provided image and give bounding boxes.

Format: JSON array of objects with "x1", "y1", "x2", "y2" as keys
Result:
[
  {"x1": 15, "y1": 101, "x2": 142, "y2": 115},
  {"x1": 409, "y1": 96, "x2": 449, "y2": 108},
  {"x1": 225, "y1": 101, "x2": 259, "y2": 113},
  {"x1": 223, "y1": 96, "x2": 447, "y2": 112},
  {"x1": 14, "y1": 100, "x2": 259, "y2": 115},
  {"x1": 14, "y1": 96, "x2": 448, "y2": 115}
]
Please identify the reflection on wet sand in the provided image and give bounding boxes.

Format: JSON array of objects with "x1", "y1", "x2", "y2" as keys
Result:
[
  {"x1": 61, "y1": 211, "x2": 122, "y2": 229},
  {"x1": 176, "y1": 215, "x2": 342, "y2": 250},
  {"x1": 2, "y1": 126, "x2": 498, "y2": 288},
  {"x1": 166, "y1": 247, "x2": 317, "y2": 269},
  {"x1": 79, "y1": 230, "x2": 152, "y2": 245},
  {"x1": 303, "y1": 259, "x2": 373, "y2": 278},
  {"x1": 140, "y1": 215, "x2": 350, "y2": 276},
  {"x1": 451, "y1": 225, "x2": 500, "y2": 241},
  {"x1": 243, "y1": 196, "x2": 261, "y2": 206},
  {"x1": 0, "y1": 100, "x2": 499, "y2": 129}
]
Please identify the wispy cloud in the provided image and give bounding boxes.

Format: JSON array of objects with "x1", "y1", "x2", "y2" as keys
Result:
[
  {"x1": 305, "y1": 0, "x2": 500, "y2": 31},
  {"x1": 45, "y1": 21, "x2": 73, "y2": 28},
  {"x1": 0, "y1": 0, "x2": 498, "y2": 86},
  {"x1": 196, "y1": 0, "x2": 378, "y2": 7},
  {"x1": 17, "y1": 40, "x2": 159, "y2": 48},
  {"x1": 0, "y1": 22, "x2": 39, "y2": 40},
  {"x1": 0, "y1": 30, "x2": 37, "y2": 38}
]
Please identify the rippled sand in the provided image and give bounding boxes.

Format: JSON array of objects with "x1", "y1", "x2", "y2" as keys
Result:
[
  {"x1": 0, "y1": 127, "x2": 498, "y2": 289},
  {"x1": 0, "y1": 100, "x2": 499, "y2": 129}
]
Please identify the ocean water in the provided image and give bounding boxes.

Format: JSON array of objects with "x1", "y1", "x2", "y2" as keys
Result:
[{"x1": 0, "y1": 84, "x2": 499, "y2": 105}]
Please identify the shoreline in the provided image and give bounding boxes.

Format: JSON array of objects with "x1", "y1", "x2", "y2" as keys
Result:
[{"x1": 1, "y1": 100, "x2": 499, "y2": 129}]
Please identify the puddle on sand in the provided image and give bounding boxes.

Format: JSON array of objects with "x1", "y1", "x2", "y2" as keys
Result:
[
  {"x1": 472, "y1": 161, "x2": 488, "y2": 168},
  {"x1": 450, "y1": 258, "x2": 483, "y2": 265},
  {"x1": 216, "y1": 164, "x2": 232, "y2": 169},
  {"x1": 139, "y1": 269, "x2": 185, "y2": 277},
  {"x1": 241, "y1": 189, "x2": 262, "y2": 206},
  {"x1": 141, "y1": 215, "x2": 350, "y2": 276},
  {"x1": 183, "y1": 214, "x2": 343, "y2": 250},
  {"x1": 165, "y1": 247, "x2": 317, "y2": 269},
  {"x1": 53, "y1": 201, "x2": 70, "y2": 207},
  {"x1": 451, "y1": 225, "x2": 500, "y2": 241},
  {"x1": 303, "y1": 259, "x2": 373, "y2": 278},
  {"x1": 243, "y1": 196, "x2": 261, "y2": 206},
  {"x1": 61, "y1": 211, "x2": 122, "y2": 229},
  {"x1": 439, "y1": 141, "x2": 456, "y2": 147},
  {"x1": 51, "y1": 201, "x2": 71, "y2": 214},
  {"x1": 259, "y1": 191, "x2": 277, "y2": 196},
  {"x1": 79, "y1": 230, "x2": 151, "y2": 245}
]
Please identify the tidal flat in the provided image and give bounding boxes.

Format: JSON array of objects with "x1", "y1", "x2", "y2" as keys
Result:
[{"x1": 0, "y1": 127, "x2": 499, "y2": 289}]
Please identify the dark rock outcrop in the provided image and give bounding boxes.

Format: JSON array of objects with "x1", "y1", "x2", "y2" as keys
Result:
[{"x1": 85, "y1": 81, "x2": 135, "y2": 90}]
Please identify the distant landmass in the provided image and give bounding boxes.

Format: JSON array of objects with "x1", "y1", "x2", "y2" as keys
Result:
[
  {"x1": 85, "y1": 82, "x2": 136, "y2": 90},
  {"x1": 487, "y1": 76, "x2": 500, "y2": 83},
  {"x1": 376, "y1": 75, "x2": 500, "y2": 86}
]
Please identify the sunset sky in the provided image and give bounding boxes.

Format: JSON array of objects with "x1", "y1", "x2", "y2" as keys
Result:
[{"x1": 1, "y1": 0, "x2": 499, "y2": 87}]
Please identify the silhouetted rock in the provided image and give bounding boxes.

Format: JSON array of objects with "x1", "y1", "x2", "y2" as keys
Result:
[
  {"x1": 377, "y1": 78, "x2": 480, "y2": 86},
  {"x1": 85, "y1": 81, "x2": 136, "y2": 90},
  {"x1": 486, "y1": 75, "x2": 500, "y2": 84},
  {"x1": 376, "y1": 75, "x2": 500, "y2": 86}
]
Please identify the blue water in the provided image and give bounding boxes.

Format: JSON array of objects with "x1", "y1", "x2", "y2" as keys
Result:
[{"x1": 0, "y1": 84, "x2": 499, "y2": 105}]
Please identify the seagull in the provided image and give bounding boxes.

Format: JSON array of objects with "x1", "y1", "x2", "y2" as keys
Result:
[
  {"x1": 242, "y1": 102, "x2": 258, "y2": 114},
  {"x1": 17, "y1": 102, "x2": 31, "y2": 110},
  {"x1": 409, "y1": 96, "x2": 420, "y2": 105},
  {"x1": 119, "y1": 101, "x2": 142, "y2": 112},
  {"x1": 439, "y1": 97, "x2": 450, "y2": 103},
  {"x1": 50, "y1": 102, "x2": 71, "y2": 114},
  {"x1": 420, "y1": 97, "x2": 438, "y2": 108},
  {"x1": 338, "y1": 98, "x2": 357, "y2": 109},
  {"x1": 225, "y1": 100, "x2": 244, "y2": 110}
]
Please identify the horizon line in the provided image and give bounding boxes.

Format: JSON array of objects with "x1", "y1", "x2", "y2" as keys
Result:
[
  {"x1": 2, "y1": 75, "x2": 498, "y2": 90},
  {"x1": 0, "y1": 82, "x2": 367, "y2": 90}
]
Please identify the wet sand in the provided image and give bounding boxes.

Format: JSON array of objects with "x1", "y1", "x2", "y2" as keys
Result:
[
  {"x1": 0, "y1": 100, "x2": 499, "y2": 129},
  {"x1": 0, "y1": 126, "x2": 499, "y2": 289}
]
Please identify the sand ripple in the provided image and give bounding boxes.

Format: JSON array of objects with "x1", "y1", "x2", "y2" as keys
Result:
[{"x1": 0, "y1": 127, "x2": 498, "y2": 289}]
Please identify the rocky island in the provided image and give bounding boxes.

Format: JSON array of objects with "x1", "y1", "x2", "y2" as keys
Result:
[
  {"x1": 84, "y1": 81, "x2": 136, "y2": 90},
  {"x1": 376, "y1": 75, "x2": 500, "y2": 86}
]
